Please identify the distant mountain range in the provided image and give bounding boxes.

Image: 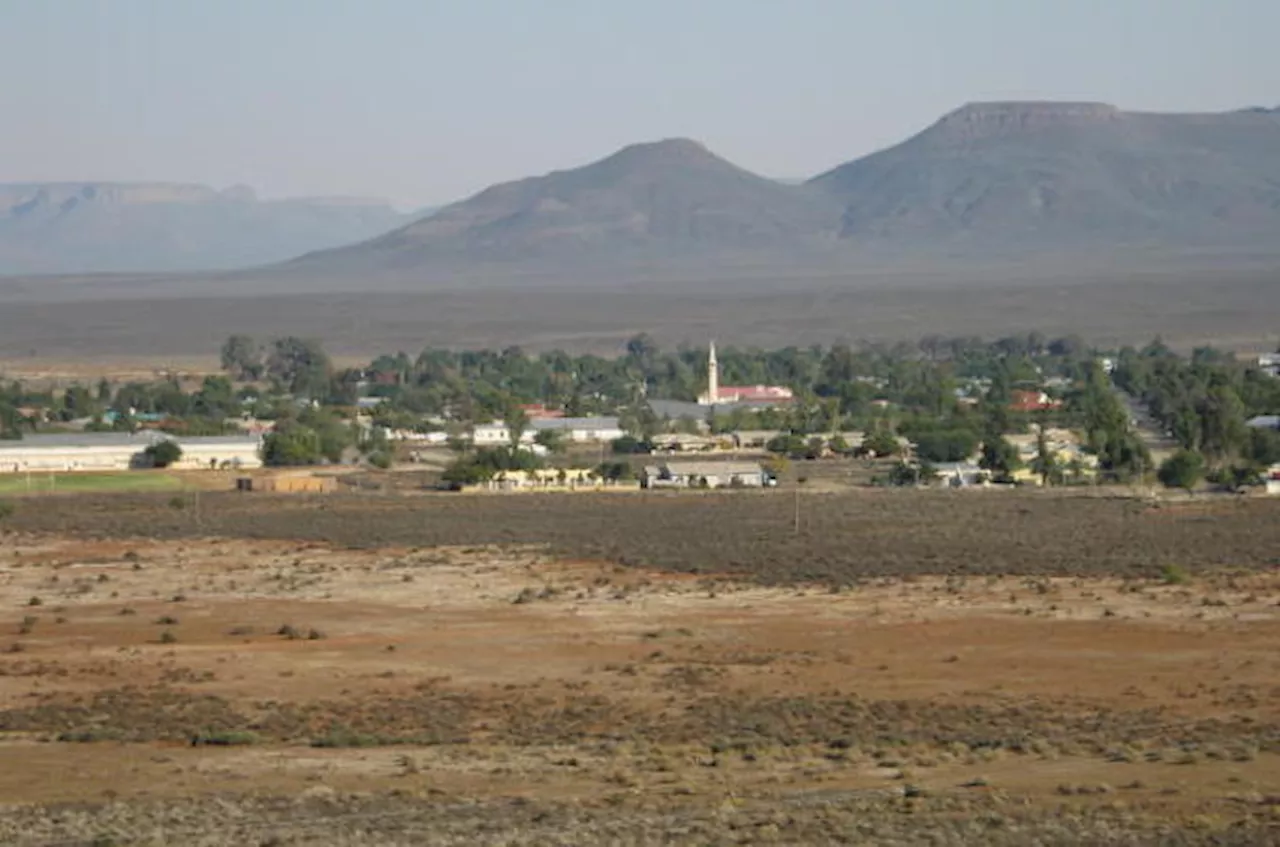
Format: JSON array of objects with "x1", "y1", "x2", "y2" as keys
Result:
[
  {"x1": 284, "y1": 101, "x2": 1280, "y2": 282},
  {"x1": 0, "y1": 182, "x2": 428, "y2": 274},
  {"x1": 7, "y1": 101, "x2": 1280, "y2": 280}
]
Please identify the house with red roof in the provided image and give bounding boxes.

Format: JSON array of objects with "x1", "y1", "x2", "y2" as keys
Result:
[{"x1": 1010, "y1": 389, "x2": 1062, "y2": 413}]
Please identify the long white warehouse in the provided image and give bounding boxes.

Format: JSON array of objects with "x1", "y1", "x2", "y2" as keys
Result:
[{"x1": 0, "y1": 432, "x2": 263, "y2": 473}]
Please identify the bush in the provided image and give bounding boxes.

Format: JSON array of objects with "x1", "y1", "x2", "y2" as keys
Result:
[
  {"x1": 860, "y1": 430, "x2": 900, "y2": 458},
  {"x1": 0, "y1": 500, "x2": 14, "y2": 521},
  {"x1": 143, "y1": 440, "x2": 183, "y2": 469},
  {"x1": 1157, "y1": 450, "x2": 1205, "y2": 491},
  {"x1": 190, "y1": 730, "x2": 259, "y2": 747},
  {"x1": 158, "y1": 630, "x2": 178, "y2": 644},
  {"x1": 611, "y1": 435, "x2": 651, "y2": 455}
]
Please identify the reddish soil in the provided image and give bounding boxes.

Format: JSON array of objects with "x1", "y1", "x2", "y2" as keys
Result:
[{"x1": 0, "y1": 533, "x2": 1276, "y2": 843}]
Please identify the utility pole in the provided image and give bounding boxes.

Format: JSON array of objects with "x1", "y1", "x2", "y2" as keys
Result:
[{"x1": 793, "y1": 484, "x2": 801, "y2": 535}]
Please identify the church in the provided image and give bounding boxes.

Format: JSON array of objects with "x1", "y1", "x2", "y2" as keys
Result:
[{"x1": 695, "y1": 342, "x2": 794, "y2": 406}]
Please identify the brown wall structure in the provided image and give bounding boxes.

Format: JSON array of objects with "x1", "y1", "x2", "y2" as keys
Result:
[{"x1": 236, "y1": 473, "x2": 337, "y2": 494}]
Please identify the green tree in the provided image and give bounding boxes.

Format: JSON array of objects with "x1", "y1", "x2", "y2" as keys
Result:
[
  {"x1": 979, "y1": 436, "x2": 1020, "y2": 480},
  {"x1": 220, "y1": 335, "x2": 264, "y2": 380},
  {"x1": 266, "y1": 337, "x2": 331, "y2": 398},
  {"x1": 1030, "y1": 428, "x2": 1058, "y2": 486},
  {"x1": 503, "y1": 405, "x2": 530, "y2": 450},
  {"x1": 261, "y1": 424, "x2": 323, "y2": 466},
  {"x1": 1158, "y1": 449, "x2": 1205, "y2": 492},
  {"x1": 888, "y1": 460, "x2": 923, "y2": 487},
  {"x1": 861, "y1": 429, "x2": 899, "y2": 458},
  {"x1": 533, "y1": 428, "x2": 565, "y2": 454},
  {"x1": 143, "y1": 440, "x2": 183, "y2": 468},
  {"x1": 912, "y1": 428, "x2": 979, "y2": 463}
]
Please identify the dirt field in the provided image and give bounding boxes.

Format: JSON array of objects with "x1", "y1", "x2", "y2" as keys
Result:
[{"x1": 0, "y1": 491, "x2": 1277, "y2": 844}]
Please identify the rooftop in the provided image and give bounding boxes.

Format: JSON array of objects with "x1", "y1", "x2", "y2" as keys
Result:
[
  {"x1": 529, "y1": 417, "x2": 620, "y2": 431},
  {"x1": 0, "y1": 432, "x2": 261, "y2": 450},
  {"x1": 651, "y1": 461, "x2": 765, "y2": 476}
]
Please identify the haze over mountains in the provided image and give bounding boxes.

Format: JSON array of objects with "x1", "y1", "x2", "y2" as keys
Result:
[
  {"x1": 284, "y1": 101, "x2": 1280, "y2": 284},
  {"x1": 0, "y1": 182, "x2": 421, "y2": 275},
  {"x1": 6, "y1": 101, "x2": 1280, "y2": 281}
]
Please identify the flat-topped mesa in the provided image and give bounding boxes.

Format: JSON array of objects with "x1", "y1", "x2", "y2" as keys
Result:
[{"x1": 932, "y1": 101, "x2": 1123, "y2": 136}]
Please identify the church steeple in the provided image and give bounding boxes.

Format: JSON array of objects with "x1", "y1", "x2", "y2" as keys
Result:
[{"x1": 707, "y1": 340, "x2": 719, "y2": 404}]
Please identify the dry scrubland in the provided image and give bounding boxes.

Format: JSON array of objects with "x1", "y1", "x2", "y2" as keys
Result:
[{"x1": 0, "y1": 490, "x2": 1277, "y2": 844}]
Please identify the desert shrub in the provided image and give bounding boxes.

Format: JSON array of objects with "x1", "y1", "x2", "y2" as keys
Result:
[
  {"x1": 158, "y1": 630, "x2": 178, "y2": 644},
  {"x1": 57, "y1": 728, "x2": 125, "y2": 743},
  {"x1": 190, "y1": 729, "x2": 259, "y2": 747},
  {"x1": 1160, "y1": 564, "x2": 1190, "y2": 585}
]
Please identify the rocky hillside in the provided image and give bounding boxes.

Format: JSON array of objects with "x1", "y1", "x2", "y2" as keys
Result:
[{"x1": 807, "y1": 102, "x2": 1280, "y2": 249}]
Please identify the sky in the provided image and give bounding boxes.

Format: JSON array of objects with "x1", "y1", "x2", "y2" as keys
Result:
[{"x1": 0, "y1": 0, "x2": 1276, "y2": 208}]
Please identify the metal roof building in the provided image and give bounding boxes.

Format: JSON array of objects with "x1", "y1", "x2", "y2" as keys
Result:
[{"x1": 0, "y1": 432, "x2": 262, "y2": 473}]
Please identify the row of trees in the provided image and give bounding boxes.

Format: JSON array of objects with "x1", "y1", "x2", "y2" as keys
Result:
[{"x1": 1114, "y1": 341, "x2": 1280, "y2": 487}]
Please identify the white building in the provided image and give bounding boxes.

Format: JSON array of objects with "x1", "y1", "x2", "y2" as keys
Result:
[
  {"x1": 530, "y1": 417, "x2": 624, "y2": 443},
  {"x1": 470, "y1": 417, "x2": 624, "y2": 446},
  {"x1": 0, "y1": 432, "x2": 262, "y2": 473},
  {"x1": 641, "y1": 461, "x2": 770, "y2": 489},
  {"x1": 1258, "y1": 353, "x2": 1280, "y2": 378},
  {"x1": 471, "y1": 424, "x2": 529, "y2": 446}
]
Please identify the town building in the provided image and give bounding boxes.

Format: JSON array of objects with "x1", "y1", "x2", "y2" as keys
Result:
[
  {"x1": 1266, "y1": 464, "x2": 1280, "y2": 495},
  {"x1": 650, "y1": 433, "x2": 723, "y2": 453},
  {"x1": 456, "y1": 467, "x2": 635, "y2": 493},
  {"x1": 1258, "y1": 353, "x2": 1280, "y2": 378},
  {"x1": 529, "y1": 417, "x2": 625, "y2": 443},
  {"x1": 930, "y1": 461, "x2": 990, "y2": 488},
  {"x1": 469, "y1": 417, "x2": 624, "y2": 446},
  {"x1": 695, "y1": 342, "x2": 794, "y2": 406},
  {"x1": 0, "y1": 432, "x2": 263, "y2": 473},
  {"x1": 641, "y1": 461, "x2": 770, "y2": 489},
  {"x1": 1009, "y1": 390, "x2": 1063, "y2": 413}
]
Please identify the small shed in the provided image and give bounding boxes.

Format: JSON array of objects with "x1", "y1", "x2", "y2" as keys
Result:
[{"x1": 236, "y1": 473, "x2": 337, "y2": 493}]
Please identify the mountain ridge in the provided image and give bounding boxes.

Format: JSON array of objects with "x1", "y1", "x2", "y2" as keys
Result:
[
  {"x1": 282, "y1": 101, "x2": 1280, "y2": 283},
  {"x1": 0, "y1": 181, "x2": 423, "y2": 274},
  {"x1": 8, "y1": 100, "x2": 1280, "y2": 281}
]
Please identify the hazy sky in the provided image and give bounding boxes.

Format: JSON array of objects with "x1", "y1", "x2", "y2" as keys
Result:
[{"x1": 1, "y1": 1, "x2": 1275, "y2": 208}]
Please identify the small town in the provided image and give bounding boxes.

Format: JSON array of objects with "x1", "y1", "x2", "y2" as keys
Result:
[
  {"x1": 3, "y1": 5, "x2": 1279, "y2": 842},
  {"x1": 0, "y1": 334, "x2": 1277, "y2": 499}
]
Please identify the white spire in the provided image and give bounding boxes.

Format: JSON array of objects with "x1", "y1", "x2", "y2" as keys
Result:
[{"x1": 707, "y1": 339, "x2": 719, "y2": 404}]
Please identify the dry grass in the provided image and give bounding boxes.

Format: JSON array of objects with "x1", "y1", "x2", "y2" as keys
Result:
[{"x1": 5, "y1": 489, "x2": 1280, "y2": 584}]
